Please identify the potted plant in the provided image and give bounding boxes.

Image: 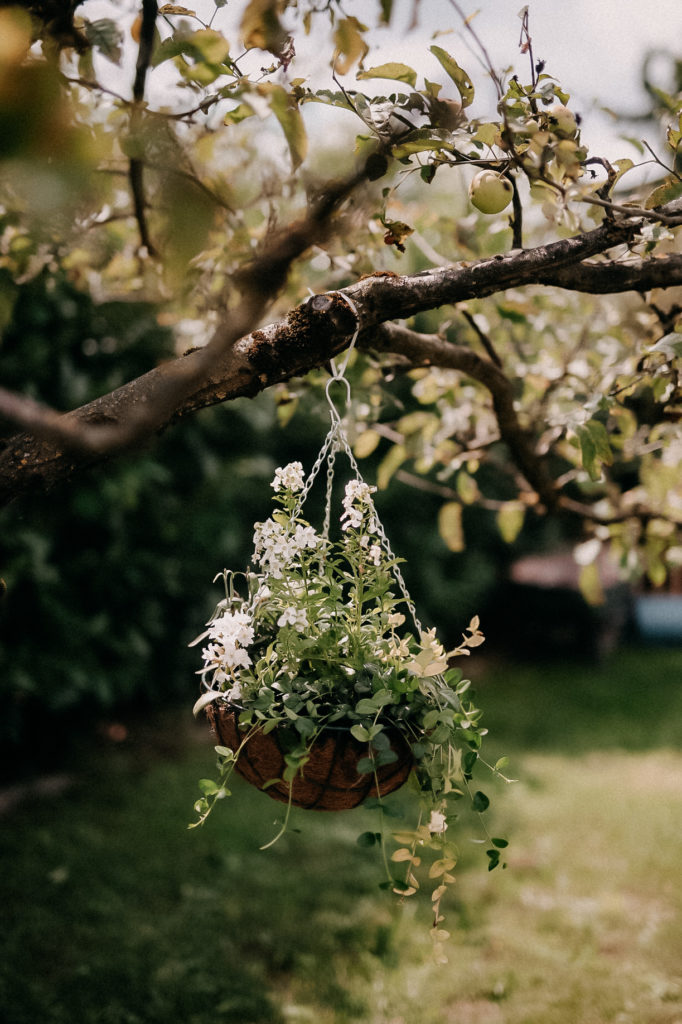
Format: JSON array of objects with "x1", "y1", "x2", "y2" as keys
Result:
[{"x1": 190, "y1": 461, "x2": 509, "y2": 957}]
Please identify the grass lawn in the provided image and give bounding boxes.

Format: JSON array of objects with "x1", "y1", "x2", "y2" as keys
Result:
[{"x1": 1, "y1": 647, "x2": 681, "y2": 1023}]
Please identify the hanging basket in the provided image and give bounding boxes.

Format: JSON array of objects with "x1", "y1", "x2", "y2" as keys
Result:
[{"x1": 207, "y1": 701, "x2": 414, "y2": 811}]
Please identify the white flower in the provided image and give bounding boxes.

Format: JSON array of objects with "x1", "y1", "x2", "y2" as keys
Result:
[
  {"x1": 271, "y1": 461, "x2": 305, "y2": 493},
  {"x1": 200, "y1": 643, "x2": 230, "y2": 684},
  {"x1": 225, "y1": 681, "x2": 243, "y2": 702},
  {"x1": 208, "y1": 610, "x2": 254, "y2": 648},
  {"x1": 368, "y1": 543, "x2": 382, "y2": 566},
  {"x1": 341, "y1": 479, "x2": 377, "y2": 531},
  {"x1": 344, "y1": 479, "x2": 376, "y2": 506},
  {"x1": 200, "y1": 609, "x2": 254, "y2": 687},
  {"x1": 252, "y1": 518, "x2": 319, "y2": 577},
  {"x1": 222, "y1": 641, "x2": 252, "y2": 670},
  {"x1": 277, "y1": 606, "x2": 309, "y2": 631},
  {"x1": 293, "y1": 523, "x2": 318, "y2": 550},
  {"x1": 341, "y1": 507, "x2": 363, "y2": 531},
  {"x1": 253, "y1": 583, "x2": 272, "y2": 603},
  {"x1": 428, "y1": 810, "x2": 448, "y2": 834}
]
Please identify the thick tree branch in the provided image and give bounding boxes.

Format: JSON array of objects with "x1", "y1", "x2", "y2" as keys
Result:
[
  {"x1": 3, "y1": 212, "x2": 682, "y2": 506},
  {"x1": 537, "y1": 254, "x2": 682, "y2": 293}
]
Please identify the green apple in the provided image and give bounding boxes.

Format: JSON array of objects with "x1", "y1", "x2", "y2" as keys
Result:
[
  {"x1": 548, "y1": 104, "x2": 577, "y2": 138},
  {"x1": 469, "y1": 170, "x2": 513, "y2": 214}
]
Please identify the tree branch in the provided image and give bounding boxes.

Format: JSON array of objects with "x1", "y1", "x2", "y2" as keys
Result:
[
  {"x1": 3, "y1": 212, "x2": 682, "y2": 506},
  {"x1": 366, "y1": 322, "x2": 560, "y2": 511}
]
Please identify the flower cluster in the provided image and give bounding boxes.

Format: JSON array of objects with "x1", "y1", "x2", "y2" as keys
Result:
[
  {"x1": 252, "y1": 517, "x2": 320, "y2": 578},
  {"x1": 271, "y1": 461, "x2": 305, "y2": 493},
  {"x1": 199, "y1": 609, "x2": 255, "y2": 700},
  {"x1": 341, "y1": 479, "x2": 378, "y2": 532}
]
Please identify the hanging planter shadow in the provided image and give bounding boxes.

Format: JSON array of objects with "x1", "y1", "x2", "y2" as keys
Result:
[{"x1": 207, "y1": 702, "x2": 414, "y2": 811}]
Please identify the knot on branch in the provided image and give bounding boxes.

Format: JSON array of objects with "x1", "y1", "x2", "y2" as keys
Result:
[{"x1": 246, "y1": 294, "x2": 357, "y2": 382}]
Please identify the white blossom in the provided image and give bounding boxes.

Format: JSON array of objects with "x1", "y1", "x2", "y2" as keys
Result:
[
  {"x1": 200, "y1": 609, "x2": 254, "y2": 688},
  {"x1": 271, "y1": 461, "x2": 305, "y2": 493},
  {"x1": 225, "y1": 681, "x2": 243, "y2": 702},
  {"x1": 368, "y1": 543, "x2": 382, "y2": 566},
  {"x1": 293, "y1": 523, "x2": 318, "y2": 550},
  {"x1": 277, "y1": 606, "x2": 309, "y2": 631},
  {"x1": 208, "y1": 610, "x2": 254, "y2": 648},
  {"x1": 428, "y1": 810, "x2": 448, "y2": 834},
  {"x1": 341, "y1": 479, "x2": 377, "y2": 531},
  {"x1": 252, "y1": 517, "x2": 320, "y2": 577}
]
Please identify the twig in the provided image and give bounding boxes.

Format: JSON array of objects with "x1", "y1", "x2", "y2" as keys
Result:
[
  {"x1": 460, "y1": 309, "x2": 503, "y2": 368},
  {"x1": 509, "y1": 174, "x2": 524, "y2": 249},
  {"x1": 129, "y1": 0, "x2": 159, "y2": 256},
  {"x1": 446, "y1": 0, "x2": 504, "y2": 100}
]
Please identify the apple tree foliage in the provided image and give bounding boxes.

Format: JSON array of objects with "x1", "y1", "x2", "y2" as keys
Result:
[{"x1": 1, "y1": 0, "x2": 682, "y2": 739}]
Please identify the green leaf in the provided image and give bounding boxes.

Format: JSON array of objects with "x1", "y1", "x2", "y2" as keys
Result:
[
  {"x1": 262, "y1": 84, "x2": 308, "y2": 170},
  {"x1": 333, "y1": 17, "x2": 369, "y2": 75},
  {"x1": 491, "y1": 837, "x2": 509, "y2": 849},
  {"x1": 578, "y1": 562, "x2": 605, "y2": 606},
  {"x1": 496, "y1": 503, "x2": 525, "y2": 544},
  {"x1": 472, "y1": 122, "x2": 498, "y2": 147},
  {"x1": 392, "y1": 128, "x2": 454, "y2": 159},
  {"x1": 429, "y1": 46, "x2": 474, "y2": 107},
  {"x1": 354, "y1": 428, "x2": 382, "y2": 458},
  {"x1": 198, "y1": 778, "x2": 220, "y2": 795},
  {"x1": 379, "y1": 0, "x2": 393, "y2": 24},
  {"x1": 577, "y1": 420, "x2": 613, "y2": 481},
  {"x1": 438, "y1": 501, "x2": 464, "y2": 553},
  {"x1": 355, "y1": 698, "x2": 378, "y2": 716},
  {"x1": 486, "y1": 848, "x2": 501, "y2": 870},
  {"x1": 303, "y1": 89, "x2": 358, "y2": 114},
  {"x1": 356, "y1": 830, "x2": 379, "y2": 847},
  {"x1": 152, "y1": 34, "x2": 189, "y2": 67},
  {"x1": 240, "y1": 0, "x2": 286, "y2": 54},
  {"x1": 422, "y1": 709, "x2": 440, "y2": 730},
  {"x1": 295, "y1": 716, "x2": 316, "y2": 737},
  {"x1": 357, "y1": 62, "x2": 418, "y2": 88},
  {"x1": 350, "y1": 723, "x2": 370, "y2": 742},
  {"x1": 456, "y1": 471, "x2": 478, "y2": 505},
  {"x1": 472, "y1": 790, "x2": 490, "y2": 813},
  {"x1": 223, "y1": 102, "x2": 255, "y2": 126},
  {"x1": 369, "y1": 729, "x2": 389, "y2": 750},
  {"x1": 191, "y1": 28, "x2": 230, "y2": 64},
  {"x1": 375, "y1": 748, "x2": 398, "y2": 766},
  {"x1": 356, "y1": 756, "x2": 375, "y2": 774},
  {"x1": 377, "y1": 443, "x2": 407, "y2": 490},
  {"x1": 83, "y1": 18, "x2": 124, "y2": 65},
  {"x1": 645, "y1": 177, "x2": 682, "y2": 209}
]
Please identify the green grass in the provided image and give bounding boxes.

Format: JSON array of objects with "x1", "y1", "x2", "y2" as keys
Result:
[{"x1": 1, "y1": 648, "x2": 681, "y2": 1023}]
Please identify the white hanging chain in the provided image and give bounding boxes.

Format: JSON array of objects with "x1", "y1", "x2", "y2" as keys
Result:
[{"x1": 292, "y1": 291, "x2": 424, "y2": 637}]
